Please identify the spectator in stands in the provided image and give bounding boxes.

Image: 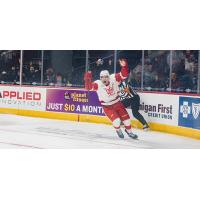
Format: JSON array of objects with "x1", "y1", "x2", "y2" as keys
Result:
[
  {"x1": 55, "y1": 73, "x2": 63, "y2": 87},
  {"x1": 150, "y1": 73, "x2": 167, "y2": 90},
  {"x1": 171, "y1": 72, "x2": 182, "y2": 90},
  {"x1": 8, "y1": 66, "x2": 18, "y2": 83},
  {"x1": 179, "y1": 74, "x2": 193, "y2": 92},
  {"x1": 128, "y1": 71, "x2": 142, "y2": 89},
  {"x1": 108, "y1": 59, "x2": 112, "y2": 66},
  {"x1": 96, "y1": 58, "x2": 104, "y2": 66},
  {"x1": 45, "y1": 67, "x2": 55, "y2": 85},
  {"x1": 144, "y1": 63, "x2": 157, "y2": 87},
  {"x1": 34, "y1": 66, "x2": 41, "y2": 83},
  {"x1": 132, "y1": 64, "x2": 142, "y2": 74},
  {"x1": 0, "y1": 71, "x2": 8, "y2": 83},
  {"x1": 14, "y1": 70, "x2": 26, "y2": 84},
  {"x1": 26, "y1": 66, "x2": 37, "y2": 84},
  {"x1": 185, "y1": 57, "x2": 196, "y2": 73}
]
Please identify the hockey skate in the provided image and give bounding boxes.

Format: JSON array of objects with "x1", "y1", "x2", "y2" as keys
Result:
[
  {"x1": 116, "y1": 129, "x2": 124, "y2": 139},
  {"x1": 143, "y1": 124, "x2": 150, "y2": 131},
  {"x1": 125, "y1": 129, "x2": 138, "y2": 139}
]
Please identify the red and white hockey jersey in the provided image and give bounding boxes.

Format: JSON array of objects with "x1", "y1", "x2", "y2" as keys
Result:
[{"x1": 91, "y1": 63, "x2": 129, "y2": 106}]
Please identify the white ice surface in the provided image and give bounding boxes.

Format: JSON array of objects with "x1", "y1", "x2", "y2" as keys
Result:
[{"x1": 0, "y1": 114, "x2": 199, "y2": 149}]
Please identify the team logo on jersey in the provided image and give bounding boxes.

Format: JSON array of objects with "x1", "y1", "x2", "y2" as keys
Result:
[
  {"x1": 105, "y1": 85, "x2": 114, "y2": 96},
  {"x1": 192, "y1": 103, "x2": 200, "y2": 119}
]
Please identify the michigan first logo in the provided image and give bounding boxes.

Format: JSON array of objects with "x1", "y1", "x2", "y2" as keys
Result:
[{"x1": 179, "y1": 96, "x2": 200, "y2": 130}]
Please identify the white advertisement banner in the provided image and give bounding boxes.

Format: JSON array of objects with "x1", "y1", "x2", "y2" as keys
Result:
[
  {"x1": 128, "y1": 92, "x2": 179, "y2": 126},
  {"x1": 0, "y1": 86, "x2": 46, "y2": 111}
]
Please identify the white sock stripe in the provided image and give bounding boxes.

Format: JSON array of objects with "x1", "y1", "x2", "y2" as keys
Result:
[
  {"x1": 123, "y1": 119, "x2": 131, "y2": 127},
  {"x1": 113, "y1": 118, "x2": 121, "y2": 128}
]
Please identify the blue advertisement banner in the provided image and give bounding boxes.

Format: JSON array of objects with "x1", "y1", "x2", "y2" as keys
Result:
[{"x1": 178, "y1": 96, "x2": 200, "y2": 130}]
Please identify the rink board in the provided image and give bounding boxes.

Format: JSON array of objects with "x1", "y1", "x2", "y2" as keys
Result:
[{"x1": 0, "y1": 85, "x2": 200, "y2": 140}]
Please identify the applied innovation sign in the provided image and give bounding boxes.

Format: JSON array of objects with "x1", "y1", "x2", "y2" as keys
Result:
[{"x1": 178, "y1": 96, "x2": 200, "y2": 130}]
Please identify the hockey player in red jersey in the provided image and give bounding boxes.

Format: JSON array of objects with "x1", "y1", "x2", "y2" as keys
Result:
[{"x1": 90, "y1": 59, "x2": 138, "y2": 139}]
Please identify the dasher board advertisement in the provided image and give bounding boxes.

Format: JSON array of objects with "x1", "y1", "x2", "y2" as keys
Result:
[
  {"x1": 46, "y1": 89, "x2": 104, "y2": 116},
  {"x1": 0, "y1": 86, "x2": 46, "y2": 111},
  {"x1": 133, "y1": 93, "x2": 179, "y2": 126}
]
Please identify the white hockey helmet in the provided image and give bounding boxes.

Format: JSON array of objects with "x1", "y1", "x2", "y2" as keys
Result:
[{"x1": 100, "y1": 70, "x2": 110, "y2": 78}]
